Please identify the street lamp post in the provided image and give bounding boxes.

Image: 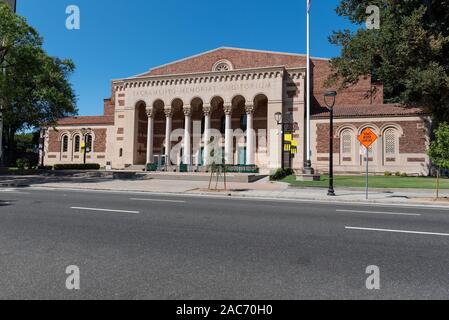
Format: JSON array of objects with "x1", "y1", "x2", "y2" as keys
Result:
[
  {"x1": 324, "y1": 91, "x2": 337, "y2": 196},
  {"x1": 81, "y1": 128, "x2": 91, "y2": 164},
  {"x1": 275, "y1": 111, "x2": 292, "y2": 170}
]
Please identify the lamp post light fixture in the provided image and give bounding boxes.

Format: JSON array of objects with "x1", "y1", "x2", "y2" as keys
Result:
[
  {"x1": 324, "y1": 91, "x2": 337, "y2": 196},
  {"x1": 275, "y1": 111, "x2": 292, "y2": 170}
]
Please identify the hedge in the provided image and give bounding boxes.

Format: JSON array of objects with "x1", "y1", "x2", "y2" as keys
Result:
[
  {"x1": 53, "y1": 163, "x2": 101, "y2": 170},
  {"x1": 270, "y1": 168, "x2": 294, "y2": 181}
]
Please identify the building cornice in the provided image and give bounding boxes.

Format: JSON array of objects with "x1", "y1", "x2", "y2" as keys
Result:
[{"x1": 113, "y1": 66, "x2": 289, "y2": 92}]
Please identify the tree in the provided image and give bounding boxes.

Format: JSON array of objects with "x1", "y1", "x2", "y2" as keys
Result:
[
  {"x1": 428, "y1": 122, "x2": 449, "y2": 199},
  {"x1": 0, "y1": 2, "x2": 77, "y2": 164},
  {"x1": 327, "y1": 1, "x2": 449, "y2": 122}
]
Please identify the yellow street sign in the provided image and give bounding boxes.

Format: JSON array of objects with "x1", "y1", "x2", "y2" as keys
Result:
[{"x1": 284, "y1": 134, "x2": 293, "y2": 142}]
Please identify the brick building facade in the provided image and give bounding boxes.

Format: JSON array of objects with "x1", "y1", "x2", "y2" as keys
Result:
[{"x1": 42, "y1": 47, "x2": 431, "y2": 175}]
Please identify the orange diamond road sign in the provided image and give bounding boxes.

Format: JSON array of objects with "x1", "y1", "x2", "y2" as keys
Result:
[{"x1": 358, "y1": 128, "x2": 378, "y2": 148}]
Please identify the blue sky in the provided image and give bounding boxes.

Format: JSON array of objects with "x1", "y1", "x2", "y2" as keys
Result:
[{"x1": 17, "y1": 0, "x2": 355, "y2": 116}]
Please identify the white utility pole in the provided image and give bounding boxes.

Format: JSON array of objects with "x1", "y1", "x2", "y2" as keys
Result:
[{"x1": 305, "y1": 0, "x2": 312, "y2": 173}]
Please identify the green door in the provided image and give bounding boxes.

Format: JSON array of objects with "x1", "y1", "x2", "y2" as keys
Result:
[
  {"x1": 200, "y1": 147, "x2": 204, "y2": 166},
  {"x1": 239, "y1": 147, "x2": 247, "y2": 165}
]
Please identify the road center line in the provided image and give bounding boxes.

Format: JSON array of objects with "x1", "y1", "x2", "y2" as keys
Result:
[
  {"x1": 345, "y1": 226, "x2": 449, "y2": 237},
  {"x1": 337, "y1": 209, "x2": 421, "y2": 216},
  {"x1": 130, "y1": 198, "x2": 186, "y2": 203},
  {"x1": 70, "y1": 207, "x2": 139, "y2": 214}
]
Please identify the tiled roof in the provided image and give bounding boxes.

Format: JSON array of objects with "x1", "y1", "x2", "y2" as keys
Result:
[
  {"x1": 56, "y1": 115, "x2": 114, "y2": 126},
  {"x1": 311, "y1": 104, "x2": 429, "y2": 119}
]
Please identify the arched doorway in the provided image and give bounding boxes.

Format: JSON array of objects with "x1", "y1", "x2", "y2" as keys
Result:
[{"x1": 134, "y1": 101, "x2": 148, "y2": 165}]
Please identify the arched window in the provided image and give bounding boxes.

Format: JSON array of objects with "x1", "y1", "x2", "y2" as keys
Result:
[
  {"x1": 220, "y1": 115, "x2": 226, "y2": 134},
  {"x1": 384, "y1": 128, "x2": 397, "y2": 155},
  {"x1": 85, "y1": 134, "x2": 93, "y2": 152},
  {"x1": 201, "y1": 116, "x2": 205, "y2": 134},
  {"x1": 341, "y1": 129, "x2": 353, "y2": 154},
  {"x1": 62, "y1": 135, "x2": 69, "y2": 153},
  {"x1": 74, "y1": 135, "x2": 81, "y2": 153},
  {"x1": 240, "y1": 114, "x2": 247, "y2": 132}
]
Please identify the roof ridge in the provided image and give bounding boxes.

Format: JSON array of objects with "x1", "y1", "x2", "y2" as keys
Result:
[{"x1": 128, "y1": 47, "x2": 331, "y2": 79}]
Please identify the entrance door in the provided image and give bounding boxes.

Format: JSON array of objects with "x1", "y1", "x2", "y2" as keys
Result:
[
  {"x1": 239, "y1": 147, "x2": 247, "y2": 165},
  {"x1": 199, "y1": 147, "x2": 204, "y2": 166}
]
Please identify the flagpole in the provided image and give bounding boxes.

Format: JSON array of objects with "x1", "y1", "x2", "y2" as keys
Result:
[{"x1": 304, "y1": 0, "x2": 313, "y2": 174}]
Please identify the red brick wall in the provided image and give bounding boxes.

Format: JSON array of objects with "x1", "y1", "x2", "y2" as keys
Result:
[
  {"x1": 316, "y1": 120, "x2": 428, "y2": 154},
  {"x1": 316, "y1": 123, "x2": 341, "y2": 154},
  {"x1": 104, "y1": 98, "x2": 115, "y2": 116},
  {"x1": 48, "y1": 130, "x2": 60, "y2": 153},
  {"x1": 144, "y1": 48, "x2": 378, "y2": 107},
  {"x1": 47, "y1": 128, "x2": 108, "y2": 154},
  {"x1": 93, "y1": 129, "x2": 107, "y2": 153}
]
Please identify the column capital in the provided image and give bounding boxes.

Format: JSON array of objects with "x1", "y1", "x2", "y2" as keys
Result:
[
  {"x1": 224, "y1": 104, "x2": 233, "y2": 116},
  {"x1": 146, "y1": 107, "x2": 155, "y2": 118},
  {"x1": 164, "y1": 107, "x2": 173, "y2": 118},
  {"x1": 245, "y1": 105, "x2": 255, "y2": 115},
  {"x1": 183, "y1": 105, "x2": 192, "y2": 117},
  {"x1": 203, "y1": 104, "x2": 212, "y2": 117}
]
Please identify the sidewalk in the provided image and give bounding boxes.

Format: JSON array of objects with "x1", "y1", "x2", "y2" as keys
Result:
[{"x1": 4, "y1": 174, "x2": 448, "y2": 206}]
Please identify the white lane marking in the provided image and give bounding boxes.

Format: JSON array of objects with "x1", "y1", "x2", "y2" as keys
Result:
[
  {"x1": 130, "y1": 198, "x2": 185, "y2": 203},
  {"x1": 27, "y1": 187, "x2": 449, "y2": 211},
  {"x1": 70, "y1": 207, "x2": 139, "y2": 214},
  {"x1": 0, "y1": 189, "x2": 30, "y2": 195},
  {"x1": 345, "y1": 226, "x2": 449, "y2": 237},
  {"x1": 337, "y1": 209, "x2": 421, "y2": 216}
]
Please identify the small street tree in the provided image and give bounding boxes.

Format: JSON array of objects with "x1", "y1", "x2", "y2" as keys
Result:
[{"x1": 428, "y1": 123, "x2": 449, "y2": 199}]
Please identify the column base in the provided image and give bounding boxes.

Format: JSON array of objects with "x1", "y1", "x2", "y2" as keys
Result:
[{"x1": 303, "y1": 160, "x2": 315, "y2": 175}]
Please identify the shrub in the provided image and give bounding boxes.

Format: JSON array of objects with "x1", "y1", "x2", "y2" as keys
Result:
[
  {"x1": 270, "y1": 168, "x2": 295, "y2": 181},
  {"x1": 384, "y1": 171, "x2": 392, "y2": 176},
  {"x1": 38, "y1": 165, "x2": 53, "y2": 170},
  {"x1": 16, "y1": 158, "x2": 30, "y2": 170},
  {"x1": 53, "y1": 163, "x2": 101, "y2": 170},
  {"x1": 400, "y1": 172, "x2": 408, "y2": 177},
  {"x1": 394, "y1": 171, "x2": 402, "y2": 177}
]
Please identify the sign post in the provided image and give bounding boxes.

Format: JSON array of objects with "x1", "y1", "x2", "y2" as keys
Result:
[{"x1": 358, "y1": 128, "x2": 378, "y2": 200}]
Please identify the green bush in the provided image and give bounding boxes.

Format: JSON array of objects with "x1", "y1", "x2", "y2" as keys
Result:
[
  {"x1": 384, "y1": 171, "x2": 392, "y2": 176},
  {"x1": 394, "y1": 171, "x2": 402, "y2": 177},
  {"x1": 16, "y1": 158, "x2": 30, "y2": 170},
  {"x1": 38, "y1": 165, "x2": 53, "y2": 170},
  {"x1": 146, "y1": 163, "x2": 157, "y2": 172},
  {"x1": 53, "y1": 163, "x2": 100, "y2": 170},
  {"x1": 270, "y1": 168, "x2": 295, "y2": 181},
  {"x1": 400, "y1": 172, "x2": 408, "y2": 177}
]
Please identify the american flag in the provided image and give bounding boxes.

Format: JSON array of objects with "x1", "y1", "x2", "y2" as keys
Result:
[{"x1": 307, "y1": 0, "x2": 311, "y2": 13}]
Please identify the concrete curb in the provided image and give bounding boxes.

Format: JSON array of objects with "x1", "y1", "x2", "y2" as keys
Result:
[{"x1": 25, "y1": 185, "x2": 449, "y2": 208}]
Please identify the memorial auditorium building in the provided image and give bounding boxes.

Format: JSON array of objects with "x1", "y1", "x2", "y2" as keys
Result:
[{"x1": 42, "y1": 47, "x2": 432, "y2": 175}]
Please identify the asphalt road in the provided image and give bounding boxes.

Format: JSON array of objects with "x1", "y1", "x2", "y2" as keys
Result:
[{"x1": 1, "y1": 187, "x2": 449, "y2": 300}]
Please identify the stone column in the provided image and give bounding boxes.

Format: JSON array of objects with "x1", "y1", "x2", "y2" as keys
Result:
[
  {"x1": 203, "y1": 105, "x2": 212, "y2": 166},
  {"x1": 164, "y1": 107, "x2": 173, "y2": 166},
  {"x1": 183, "y1": 105, "x2": 192, "y2": 165},
  {"x1": 224, "y1": 105, "x2": 233, "y2": 165},
  {"x1": 146, "y1": 107, "x2": 155, "y2": 165},
  {"x1": 246, "y1": 105, "x2": 255, "y2": 165}
]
